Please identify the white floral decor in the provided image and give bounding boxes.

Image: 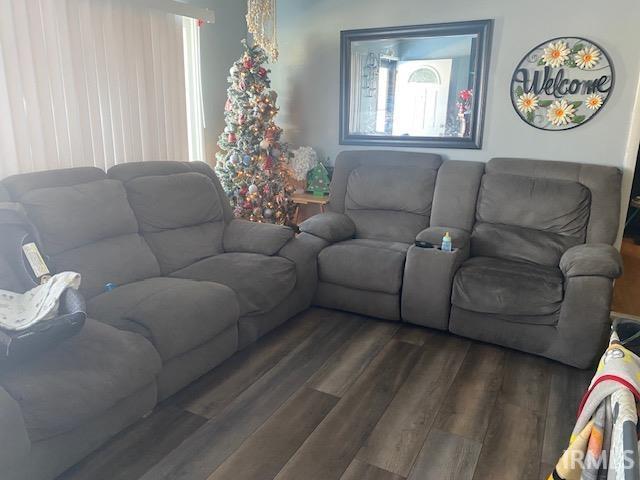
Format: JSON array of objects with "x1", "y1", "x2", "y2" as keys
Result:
[
  {"x1": 289, "y1": 147, "x2": 318, "y2": 191},
  {"x1": 546, "y1": 99, "x2": 576, "y2": 126},
  {"x1": 510, "y1": 37, "x2": 614, "y2": 131},
  {"x1": 542, "y1": 41, "x2": 570, "y2": 68}
]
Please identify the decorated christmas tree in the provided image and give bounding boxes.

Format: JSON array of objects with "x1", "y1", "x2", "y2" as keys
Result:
[{"x1": 215, "y1": 40, "x2": 294, "y2": 224}]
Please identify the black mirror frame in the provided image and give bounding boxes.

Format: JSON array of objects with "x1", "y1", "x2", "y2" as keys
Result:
[{"x1": 339, "y1": 19, "x2": 493, "y2": 150}]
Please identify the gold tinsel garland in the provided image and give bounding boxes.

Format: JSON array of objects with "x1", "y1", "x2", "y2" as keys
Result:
[{"x1": 246, "y1": 0, "x2": 278, "y2": 61}]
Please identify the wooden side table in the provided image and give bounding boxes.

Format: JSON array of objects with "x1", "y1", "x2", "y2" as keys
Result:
[{"x1": 291, "y1": 192, "x2": 329, "y2": 225}]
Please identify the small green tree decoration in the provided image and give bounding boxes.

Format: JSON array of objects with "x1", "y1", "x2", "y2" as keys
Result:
[
  {"x1": 215, "y1": 40, "x2": 294, "y2": 224},
  {"x1": 306, "y1": 163, "x2": 330, "y2": 196}
]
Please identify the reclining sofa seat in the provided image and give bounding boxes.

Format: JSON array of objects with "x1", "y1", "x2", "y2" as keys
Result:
[
  {"x1": 0, "y1": 182, "x2": 161, "y2": 480},
  {"x1": 0, "y1": 161, "x2": 323, "y2": 480},
  {"x1": 300, "y1": 150, "x2": 445, "y2": 320},
  {"x1": 107, "y1": 161, "x2": 321, "y2": 348},
  {"x1": 450, "y1": 158, "x2": 623, "y2": 368},
  {"x1": 1, "y1": 166, "x2": 239, "y2": 400}
]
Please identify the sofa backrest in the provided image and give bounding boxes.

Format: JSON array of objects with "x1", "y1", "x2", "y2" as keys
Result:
[
  {"x1": 0, "y1": 184, "x2": 9, "y2": 203},
  {"x1": 329, "y1": 151, "x2": 442, "y2": 243},
  {"x1": 471, "y1": 158, "x2": 621, "y2": 266},
  {"x1": 2, "y1": 168, "x2": 160, "y2": 298},
  {"x1": 430, "y1": 160, "x2": 485, "y2": 232},
  {"x1": 108, "y1": 161, "x2": 231, "y2": 275}
]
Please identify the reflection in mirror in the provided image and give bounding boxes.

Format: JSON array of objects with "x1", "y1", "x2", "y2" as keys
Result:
[{"x1": 340, "y1": 21, "x2": 493, "y2": 149}]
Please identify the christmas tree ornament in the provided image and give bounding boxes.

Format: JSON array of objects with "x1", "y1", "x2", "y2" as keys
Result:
[
  {"x1": 306, "y1": 163, "x2": 330, "y2": 196},
  {"x1": 263, "y1": 208, "x2": 273, "y2": 218},
  {"x1": 216, "y1": 40, "x2": 294, "y2": 225},
  {"x1": 246, "y1": 0, "x2": 279, "y2": 61}
]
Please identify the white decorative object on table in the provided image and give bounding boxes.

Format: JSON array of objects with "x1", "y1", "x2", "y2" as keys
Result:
[{"x1": 289, "y1": 146, "x2": 318, "y2": 193}]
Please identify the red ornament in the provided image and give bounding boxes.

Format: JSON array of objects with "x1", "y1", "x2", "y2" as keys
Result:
[
  {"x1": 264, "y1": 155, "x2": 274, "y2": 170},
  {"x1": 228, "y1": 133, "x2": 237, "y2": 143},
  {"x1": 458, "y1": 89, "x2": 473, "y2": 101},
  {"x1": 243, "y1": 57, "x2": 254, "y2": 69},
  {"x1": 243, "y1": 201, "x2": 252, "y2": 209},
  {"x1": 225, "y1": 99, "x2": 232, "y2": 111},
  {"x1": 258, "y1": 67, "x2": 267, "y2": 77},
  {"x1": 239, "y1": 186, "x2": 248, "y2": 196},
  {"x1": 238, "y1": 114, "x2": 246, "y2": 125}
]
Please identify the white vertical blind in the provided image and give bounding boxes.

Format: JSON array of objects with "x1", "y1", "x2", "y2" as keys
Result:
[
  {"x1": 0, "y1": 0, "x2": 190, "y2": 178},
  {"x1": 183, "y1": 17, "x2": 205, "y2": 163}
]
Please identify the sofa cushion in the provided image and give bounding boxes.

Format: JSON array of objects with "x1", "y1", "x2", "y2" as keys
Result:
[
  {"x1": 452, "y1": 256, "x2": 564, "y2": 317},
  {"x1": 19, "y1": 179, "x2": 140, "y2": 255},
  {"x1": 52, "y1": 234, "x2": 161, "y2": 299},
  {"x1": 346, "y1": 165, "x2": 436, "y2": 215},
  {"x1": 11, "y1": 176, "x2": 160, "y2": 298},
  {"x1": 343, "y1": 165, "x2": 437, "y2": 244},
  {"x1": 471, "y1": 223, "x2": 582, "y2": 267},
  {"x1": 318, "y1": 239, "x2": 409, "y2": 294},
  {"x1": 223, "y1": 219, "x2": 294, "y2": 256},
  {"x1": 472, "y1": 173, "x2": 590, "y2": 266},
  {"x1": 171, "y1": 253, "x2": 296, "y2": 316},
  {"x1": 88, "y1": 277, "x2": 238, "y2": 362},
  {"x1": 0, "y1": 319, "x2": 161, "y2": 442},
  {"x1": 124, "y1": 172, "x2": 225, "y2": 274}
]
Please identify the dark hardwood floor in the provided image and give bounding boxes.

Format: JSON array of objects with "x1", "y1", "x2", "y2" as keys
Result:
[
  {"x1": 613, "y1": 237, "x2": 640, "y2": 316},
  {"x1": 58, "y1": 308, "x2": 593, "y2": 480}
]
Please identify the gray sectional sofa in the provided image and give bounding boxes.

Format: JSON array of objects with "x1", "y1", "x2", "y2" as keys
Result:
[
  {"x1": 300, "y1": 151, "x2": 623, "y2": 369},
  {"x1": 0, "y1": 153, "x2": 623, "y2": 479},
  {"x1": 0, "y1": 161, "x2": 322, "y2": 480}
]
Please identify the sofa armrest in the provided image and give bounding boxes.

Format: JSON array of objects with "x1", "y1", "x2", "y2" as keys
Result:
[
  {"x1": 416, "y1": 226, "x2": 470, "y2": 249},
  {"x1": 223, "y1": 219, "x2": 294, "y2": 256},
  {"x1": 0, "y1": 385, "x2": 30, "y2": 469},
  {"x1": 560, "y1": 244, "x2": 622, "y2": 279},
  {"x1": 299, "y1": 212, "x2": 355, "y2": 243}
]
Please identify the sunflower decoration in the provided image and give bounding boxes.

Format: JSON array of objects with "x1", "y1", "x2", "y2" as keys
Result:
[
  {"x1": 542, "y1": 41, "x2": 570, "y2": 68},
  {"x1": 574, "y1": 46, "x2": 601, "y2": 70}
]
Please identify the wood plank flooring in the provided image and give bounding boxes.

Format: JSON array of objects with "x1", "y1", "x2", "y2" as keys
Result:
[
  {"x1": 613, "y1": 237, "x2": 640, "y2": 316},
  {"x1": 58, "y1": 308, "x2": 593, "y2": 480}
]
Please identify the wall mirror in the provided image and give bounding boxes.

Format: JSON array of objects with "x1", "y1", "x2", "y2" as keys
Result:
[{"x1": 340, "y1": 20, "x2": 493, "y2": 149}]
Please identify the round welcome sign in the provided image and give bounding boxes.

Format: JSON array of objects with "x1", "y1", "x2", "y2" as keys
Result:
[{"x1": 510, "y1": 37, "x2": 614, "y2": 130}]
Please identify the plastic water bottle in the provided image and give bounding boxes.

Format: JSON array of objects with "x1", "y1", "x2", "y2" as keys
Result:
[{"x1": 441, "y1": 231, "x2": 452, "y2": 252}]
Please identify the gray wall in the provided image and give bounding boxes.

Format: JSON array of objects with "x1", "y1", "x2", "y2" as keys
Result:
[
  {"x1": 185, "y1": 0, "x2": 247, "y2": 162},
  {"x1": 269, "y1": 0, "x2": 640, "y2": 169}
]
